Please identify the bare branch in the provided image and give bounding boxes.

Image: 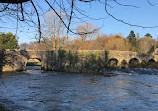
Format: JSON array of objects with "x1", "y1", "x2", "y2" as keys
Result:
[
  {"x1": 113, "y1": 0, "x2": 140, "y2": 8},
  {"x1": 0, "y1": 0, "x2": 30, "y2": 4},
  {"x1": 147, "y1": 0, "x2": 155, "y2": 6},
  {"x1": 30, "y1": 0, "x2": 41, "y2": 42},
  {"x1": 67, "y1": 0, "x2": 74, "y2": 33},
  {"x1": 45, "y1": 0, "x2": 97, "y2": 35},
  {"x1": 104, "y1": 6, "x2": 158, "y2": 28},
  {"x1": 78, "y1": 0, "x2": 96, "y2": 3},
  {"x1": 20, "y1": 3, "x2": 24, "y2": 21},
  {"x1": 0, "y1": 4, "x2": 9, "y2": 12}
]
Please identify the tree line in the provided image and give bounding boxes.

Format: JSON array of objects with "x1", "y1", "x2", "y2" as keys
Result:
[
  {"x1": 0, "y1": 29, "x2": 157, "y2": 55},
  {"x1": 19, "y1": 30, "x2": 157, "y2": 54},
  {"x1": 19, "y1": 11, "x2": 157, "y2": 54},
  {"x1": 0, "y1": 11, "x2": 157, "y2": 55}
]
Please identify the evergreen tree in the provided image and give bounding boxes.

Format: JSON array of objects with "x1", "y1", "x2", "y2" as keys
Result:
[
  {"x1": 127, "y1": 30, "x2": 137, "y2": 47},
  {"x1": 0, "y1": 32, "x2": 19, "y2": 49}
]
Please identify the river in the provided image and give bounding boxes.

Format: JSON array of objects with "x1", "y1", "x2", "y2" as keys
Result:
[{"x1": 1, "y1": 66, "x2": 158, "y2": 111}]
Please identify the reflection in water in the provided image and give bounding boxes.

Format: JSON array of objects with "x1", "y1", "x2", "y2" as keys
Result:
[
  {"x1": 0, "y1": 68, "x2": 158, "y2": 110},
  {"x1": 26, "y1": 66, "x2": 41, "y2": 71}
]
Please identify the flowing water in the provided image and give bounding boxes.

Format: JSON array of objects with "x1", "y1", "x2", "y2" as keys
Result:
[{"x1": 1, "y1": 67, "x2": 158, "y2": 111}]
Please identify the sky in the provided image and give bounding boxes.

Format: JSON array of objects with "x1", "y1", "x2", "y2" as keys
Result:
[{"x1": 1, "y1": 0, "x2": 158, "y2": 44}]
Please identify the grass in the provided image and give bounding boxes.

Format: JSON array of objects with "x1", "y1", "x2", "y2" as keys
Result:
[{"x1": 26, "y1": 62, "x2": 41, "y2": 66}]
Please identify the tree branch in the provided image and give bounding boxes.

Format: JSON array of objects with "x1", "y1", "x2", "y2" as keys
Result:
[{"x1": 30, "y1": 0, "x2": 41, "y2": 42}]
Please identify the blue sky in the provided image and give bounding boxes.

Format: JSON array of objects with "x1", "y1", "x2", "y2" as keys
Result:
[{"x1": 1, "y1": 0, "x2": 158, "y2": 44}]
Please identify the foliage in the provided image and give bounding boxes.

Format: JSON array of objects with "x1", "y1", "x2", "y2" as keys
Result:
[
  {"x1": 56, "y1": 50, "x2": 105, "y2": 73},
  {"x1": 68, "y1": 51, "x2": 79, "y2": 69},
  {"x1": 58, "y1": 50, "x2": 66, "y2": 68},
  {"x1": 83, "y1": 52, "x2": 104, "y2": 73},
  {"x1": 137, "y1": 37, "x2": 155, "y2": 53},
  {"x1": 104, "y1": 36, "x2": 129, "y2": 51},
  {"x1": 0, "y1": 32, "x2": 19, "y2": 49},
  {"x1": 26, "y1": 29, "x2": 157, "y2": 55},
  {"x1": 26, "y1": 62, "x2": 41, "y2": 66},
  {"x1": 127, "y1": 30, "x2": 137, "y2": 48}
]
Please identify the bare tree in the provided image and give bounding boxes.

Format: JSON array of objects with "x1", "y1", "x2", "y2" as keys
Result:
[
  {"x1": 76, "y1": 23, "x2": 98, "y2": 45},
  {"x1": 0, "y1": 0, "x2": 157, "y2": 43},
  {"x1": 19, "y1": 42, "x2": 29, "y2": 50},
  {"x1": 138, "y1": 37, "x2": 155, "y2": 53},
  {"x1": 43, "y1": 11, "x2": 65, "y2": 50}
]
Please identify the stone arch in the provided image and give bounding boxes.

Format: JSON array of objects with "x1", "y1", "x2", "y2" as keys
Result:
[
  {"x1": 147, "y1": 59, "x2": 157, "y2": 67},
  {"x1": 129, "y1": 58, "x2": 140, "y2": 67},
  {"x1": 25, "y1": 58, "x2": 42, "y2": 70},
  {"x1": 148, "y1": 59, "x2": 156, "y2": 63},
  {"x1": 108, "y1": 58, "x2": 119, "y2": 67}
]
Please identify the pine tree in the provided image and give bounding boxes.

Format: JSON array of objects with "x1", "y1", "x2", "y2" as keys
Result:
[
  {"x1": 0, "y1": 32, "x2": 19, "y2": 49},
  {"x1": 127, "y1": 30, "x2": 137, "y2": 47}
]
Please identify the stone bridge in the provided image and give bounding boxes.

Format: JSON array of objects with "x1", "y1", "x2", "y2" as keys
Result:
[{"x1": 0, "y1": 49, "x2": 158, "y2": 72}]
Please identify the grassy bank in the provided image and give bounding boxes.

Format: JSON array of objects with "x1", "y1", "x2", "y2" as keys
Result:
[{"x1": 26, "y1": 62, "x2": 41, "y2": 66}]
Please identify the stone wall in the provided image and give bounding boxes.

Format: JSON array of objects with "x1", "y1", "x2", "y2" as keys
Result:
[{"x1": 43, "y1": 50, "x2": 155, "y2": 73}]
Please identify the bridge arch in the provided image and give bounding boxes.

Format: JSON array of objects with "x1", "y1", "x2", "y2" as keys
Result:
[
  {"x1": 147, "y1": 59, "x2": 156, "y2": 67},
  {"x1": 148, "y1": 59, "x2": 156, "y2": 63},
  {"x1": 24, "y1": 57, "x2": 43, "y2": 70},
  {"x1": 129, "y1": 58, "x2": 140, "y2": 67},
  {"x1": 27, "y1": 58, "x2": 41, "y2": 64},
  {"x1": 108, "y1": 58, "x2": 119, "y2": 67}
]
